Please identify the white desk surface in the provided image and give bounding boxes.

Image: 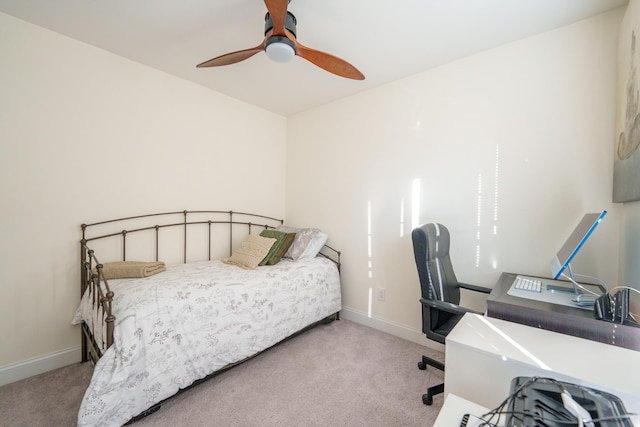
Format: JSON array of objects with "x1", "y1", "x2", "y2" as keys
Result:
[
  {"x1": 433, "y1": 394, "x2": 496, "y2": 427},
  {"x1": 445, "y1": 313, "x2": 640, "y2": 415}
]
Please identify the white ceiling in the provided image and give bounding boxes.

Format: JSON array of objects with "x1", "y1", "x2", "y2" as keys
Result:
[{"x1": 0, "y1": 0, "x2": 629, "y2": 116}]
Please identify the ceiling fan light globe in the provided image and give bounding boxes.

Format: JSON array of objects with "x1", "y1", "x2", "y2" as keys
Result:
[{"x1": 266, "y1": 42, "x2": 295, "y2": 63}]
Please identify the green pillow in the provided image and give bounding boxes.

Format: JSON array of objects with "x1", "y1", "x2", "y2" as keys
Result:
[
  {"x1": 258, "y1": 230, "x2": 290, "y2": 266},
  {"x1": 265, "y1": 232, "x2": 296, "y2": 265}
]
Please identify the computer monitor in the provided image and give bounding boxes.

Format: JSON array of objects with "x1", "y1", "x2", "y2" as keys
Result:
[
  {"x1": 506, "y1": 211, "x2": 607, "y2": 308},
  {"x1": 549, "y1": 211, "x2": 607, "y2": 292}
]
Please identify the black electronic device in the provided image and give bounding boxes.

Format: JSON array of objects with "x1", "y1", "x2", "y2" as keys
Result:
[
  {"x1": 506, "y1": 377, "x2": 632, "y2": 427},
  {"x1": 595, "y1": 288, "x2": 636, "y2": 326},
  {"x1": 461, "y1": 413, "x2": 495, "y2": 426}
]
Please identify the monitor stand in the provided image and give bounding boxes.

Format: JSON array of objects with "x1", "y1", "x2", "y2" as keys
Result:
[{"x1": 546, "y1": 265, "x2": 597, "y2": 307}]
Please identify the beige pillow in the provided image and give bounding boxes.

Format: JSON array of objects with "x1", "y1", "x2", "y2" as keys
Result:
[{"x1": 223, "y1": 234, "x2": 277, "y2": 269}]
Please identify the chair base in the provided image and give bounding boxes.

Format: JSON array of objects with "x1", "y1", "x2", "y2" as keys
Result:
[
  {"x1": 417, "y1": 354, "x2": 444, "y2": 372},
  {"x1": 422, "y1": 383, "x2": 444, "y2": 405},
  {"x1": 417, "y1": 355, "x2": 445, "y2": 406}
]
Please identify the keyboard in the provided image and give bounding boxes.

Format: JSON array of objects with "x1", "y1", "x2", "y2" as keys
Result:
[{"x1": 513, "y1": 276, "x2": 542, "y2": 293}]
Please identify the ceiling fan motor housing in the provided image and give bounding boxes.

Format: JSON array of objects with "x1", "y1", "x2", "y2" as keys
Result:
[
  {"x1": 264, "y1": 11, "x2": 297, "y2": 38},
  {"x1": 264, "y1": 11, "x2": 297, "y2": 57}
]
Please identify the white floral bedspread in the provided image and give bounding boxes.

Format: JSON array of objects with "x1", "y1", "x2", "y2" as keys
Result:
[{"x1": 72, "y1": 257, "x2": 341, "y2": 427}]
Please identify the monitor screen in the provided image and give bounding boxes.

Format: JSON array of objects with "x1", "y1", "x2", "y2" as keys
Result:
[{"x1": 550, "y1": 211, "x2": 607, "y2": 280}]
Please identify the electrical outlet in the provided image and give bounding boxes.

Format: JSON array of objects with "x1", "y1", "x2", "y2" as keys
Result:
[{"x1": 377, "y1": 288, "x2": 386, "y2": 302}]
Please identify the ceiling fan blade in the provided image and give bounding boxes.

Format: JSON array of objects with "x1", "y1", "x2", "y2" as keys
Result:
[
  {"x1": 196, "y1": 43, "x2": 264, "y2": 68},
  {"x1": 264, "y1": 0, "x2": 288, "y2": 36},
  {"x1": 294, "y1": 41, "x2": 365, "y2": 80}
]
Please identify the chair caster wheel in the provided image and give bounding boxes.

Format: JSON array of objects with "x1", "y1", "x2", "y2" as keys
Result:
[
  {"x1": 417, "y1": 361, "x2": 427, "y2": 370},
  {"x1": 422, "y1": 393, "x2": 433, "y2": 405}
]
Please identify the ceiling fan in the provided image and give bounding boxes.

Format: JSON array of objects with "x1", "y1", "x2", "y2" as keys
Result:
[{"x1": 196, "y1": 0, "x2": 365, "y2": 80}]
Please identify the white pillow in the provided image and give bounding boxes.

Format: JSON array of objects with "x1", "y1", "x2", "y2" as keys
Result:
[
  {"x1": 299, "y1": 231, "x2": 328, "y2": 259},
  {"x1": 276, "y1": 226, "x2": 328, "y2": 260}
]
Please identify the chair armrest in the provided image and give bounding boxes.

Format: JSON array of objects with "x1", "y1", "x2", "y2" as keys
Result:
[
  {"x1": 458, "y1": 282, "x2": 492, "y2": 294},
  {"x1": 420, "y1": 297, "x2": 484, "y2": 316}
]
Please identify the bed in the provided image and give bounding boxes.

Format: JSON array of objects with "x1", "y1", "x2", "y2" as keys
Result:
[{"x1": 72, "y1": 210, "x2": 342, "y2": 427}]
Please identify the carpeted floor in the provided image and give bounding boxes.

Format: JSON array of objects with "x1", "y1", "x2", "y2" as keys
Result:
[{"x1": 0, "y1": 319, "x2": 445, "y2": 426}]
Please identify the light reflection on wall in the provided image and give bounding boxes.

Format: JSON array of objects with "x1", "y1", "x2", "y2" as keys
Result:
[
  {"x1": 363, "y1": 150, "x2": 501, "y2": 315},
  {"x1": 494, "y1": 144, "x2": 500, "y2": 237},
  {"x1": 476, "y1": 174, "x2": 483, "y2": 267},
  {"x1": 477, "y1": 145, "x2": 500, "y2": 269},
  {"x1": 492, "y1": 144, "x2": 501, "y2": 269},
  {"x1": 411, "y1": 178, "x2": 421, "y2": 230},
  {"x1": 367, "y1": 200, "x2": 373, "y2": 317},
  {"x1": 400, "y1": 198, "x2": 405, "y2": 238}
]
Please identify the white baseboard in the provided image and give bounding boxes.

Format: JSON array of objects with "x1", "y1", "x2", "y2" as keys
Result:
[
  {"x1": 0, "y1": 346, "x2": 82, "y2": 387},
  {"x1": 339, "y1": 306, "x2": 444, "y2": 353}
]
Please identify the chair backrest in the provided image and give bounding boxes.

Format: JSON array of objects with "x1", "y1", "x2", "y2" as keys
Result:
[{"x1": 411, "y1": 223, "x2": 461, "y2": 305}]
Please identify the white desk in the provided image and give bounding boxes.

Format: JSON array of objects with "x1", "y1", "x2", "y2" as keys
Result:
[{"x1": 445, "y1": 313, "x2": 640, "y2": 418}]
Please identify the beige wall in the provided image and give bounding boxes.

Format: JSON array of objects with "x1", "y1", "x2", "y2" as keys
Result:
[
  {"x1": 286, "y1": 9, "x2": 625, "y2": 338},
  {"x1": 617, "y1": 0, "x2": 640, "y2": 314},
  {"x1": 0, "y1": 12, "x2": 287, "y2": 374}
]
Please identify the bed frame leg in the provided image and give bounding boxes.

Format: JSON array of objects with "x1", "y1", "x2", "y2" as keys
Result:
[
  {"x1": 321, "y1": 312, "x2": 340, "y2": 324},
  {"x1": 81, "y1": 330, "x2": 88, "y2": 363},
  {"x1": 125, "y1": 403, "x2": 162, "y2": 424}
]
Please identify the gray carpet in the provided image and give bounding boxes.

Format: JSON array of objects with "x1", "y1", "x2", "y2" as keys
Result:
[{"x1": 0, "y1": 319, "x2": 445, "y2": 426}]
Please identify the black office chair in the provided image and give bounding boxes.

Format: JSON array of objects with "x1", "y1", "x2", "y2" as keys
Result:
[{"x1": 412, "y1": 223, "x2": 492, "y2": 405}]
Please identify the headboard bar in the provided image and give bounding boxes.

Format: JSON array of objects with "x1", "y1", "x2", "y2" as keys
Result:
[
  {"x1": 183, "y1": 211, "x2": 187, "y2": 264},
  {"x1": 84, "y1": 220, "x2": 285, "y2": 243},
  {"x1": 121, "y1": 230, "x2": 127, "y2": 261},
  {"x1": 229, "y1": 211, "x2": 233, "y2": 256},
  {"x1": 155, "y1": 225, "x2": 160, "y2": 262},
  {"x1": 82, "y1": 211, "x2": 285, "y2": 266},
  {"x1": 82, "y1": 210, "x2": 283, "y2": 230},
  {"x1": 80, "y1": 246, "x2": 115, "y2": 351},
  {"x1": 318, "y1": 244, "x2": 342, "y2": 273}
]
